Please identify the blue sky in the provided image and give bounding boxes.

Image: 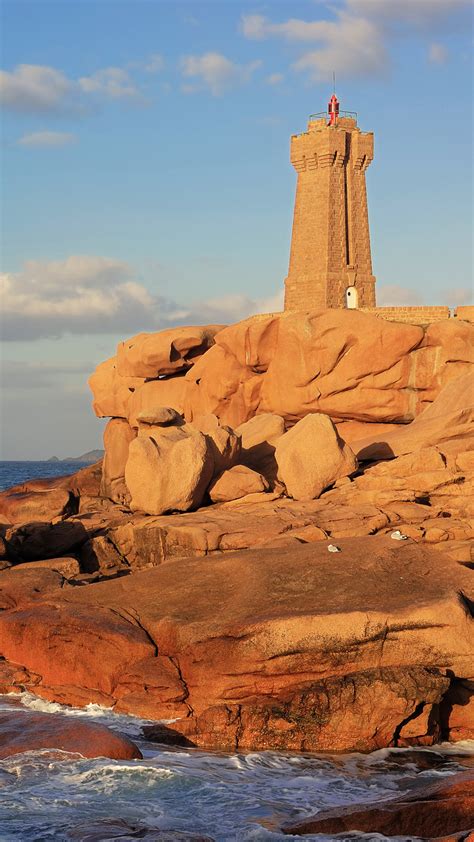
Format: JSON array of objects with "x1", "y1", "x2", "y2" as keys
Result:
[{"x1": 1, "y1": 0, "x2": 473, "y2": 458}]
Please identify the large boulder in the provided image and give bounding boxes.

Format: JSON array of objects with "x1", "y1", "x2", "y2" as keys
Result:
[
  {"x1": 0, "y1": 462, "x2": 103, "y2": 527},
  {"x1": 0, "y1": 485, "x2": 74, "y2": 525},
  {"x1": 181, "y1": 311, "x2": 473, "y2": 428},
  {"x1": 209, "y1": 465, "x2": 269, "y2": 503},
  {"x1": 354, "y1": 370, "x2": 474, "y2": 461},
  {"x1": 0, "y1": 707, "x2": 142, "y2": 760},
  {"x1": 275, "y1": 413, "x2": 357, "y2": 500},
  {"x1": 236, "y1": 413, "x2": 285, "y2": 484},
  {"x1": 1, "y1": 535, "x2": 472, "y2": 752},
  {"x1": 116, "y1": 325, "x2": 224, "y2": 378},
  {"x1": 127, "y1": 377, "x2": 187, "y2": 427},
  {"x1": 88, "y1": 356, "x2": 143, "y2": 419},
  {"x1": 191, "y1": 414, "x2": 241, "y2": 476},
  {"x1": 101, "y1": 418, "x2": 137, "y2": 504},
  {"x1": 125, "y1": 426, "x2": 214, "y2": 515}
]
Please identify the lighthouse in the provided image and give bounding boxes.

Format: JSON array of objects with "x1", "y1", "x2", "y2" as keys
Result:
[{"x1": 284, "y1": 93, "x2": 376, "y2": 311}]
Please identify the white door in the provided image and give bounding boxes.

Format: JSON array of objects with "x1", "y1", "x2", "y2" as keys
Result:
[{"x1": 345, "y1": 286, "x2": 358, "y2": 309}]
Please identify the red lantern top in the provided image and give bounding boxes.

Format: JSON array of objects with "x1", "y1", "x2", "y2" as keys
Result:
[{"x1": 328, "y1": 93, "x2": 339, "y2": 126}]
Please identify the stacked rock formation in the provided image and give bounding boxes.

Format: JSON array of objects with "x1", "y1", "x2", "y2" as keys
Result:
[
  {"x1": 0, "y1": 309, "x2": 473, "y2": 763},
  {"x1": 87, "y1": 310, "x2": 473, "y2": 513}
]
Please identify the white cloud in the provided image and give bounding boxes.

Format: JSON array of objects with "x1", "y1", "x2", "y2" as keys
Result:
[
  {"x1": 180, "y1": 52, "x2": 261, "y2": 95},
  {"x1": 242, "y1": 14, "x2": 336, "y2": 42},
  {"x1": 242, "y1": 12, "x2": 386, "y2": 80},
  {"x1": 265, "y1": 72, "x2": 284, "y2": 85},
  {"x1": 0, "y1": 64, "x2": 72, "y2": 112},
  {"x1": 241, "y1": 1, "x2": 470, "y2": 81},
  {"x1": 292, "y1": 14, "x2": 386, "y2": 81},
  {"x1": 376, "y1": 285, "x2": 422, "y2": 306},
  {"x1": 0, "y1": 254, "x2": 284, "y2": 341},
  {"x1": 0, "y1": 256, "x2": 158, "y2": 340},
  {"x1": 428, "y1": 42, "x2": 449, "y2": 64},
  {"x1": 1, "y1": 62, "x2": 145, "y2": 113},
  {"x1": 17, "y1": 130, "x2": 77, "y2": 148},
  {"x1": 78, "y1": 67, "x2": 140, "y2": 99}
]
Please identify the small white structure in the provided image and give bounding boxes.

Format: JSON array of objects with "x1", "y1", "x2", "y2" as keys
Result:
[{"x1": 345, "y1": 286, "x2": 359, "y2": 309}]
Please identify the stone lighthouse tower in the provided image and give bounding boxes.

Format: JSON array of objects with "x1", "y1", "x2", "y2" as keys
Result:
[{"x1": 284, "y1": 93, "x2": 376, "y2": 311}]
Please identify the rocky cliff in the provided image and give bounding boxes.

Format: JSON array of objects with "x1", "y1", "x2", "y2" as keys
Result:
[{"x1": 0, "y1": 310, "x2": 473, "y2": 755}]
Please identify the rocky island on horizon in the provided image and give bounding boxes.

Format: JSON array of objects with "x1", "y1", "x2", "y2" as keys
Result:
[{"x1": 45, "y1": 449, "x2": 105, "y2": 465}]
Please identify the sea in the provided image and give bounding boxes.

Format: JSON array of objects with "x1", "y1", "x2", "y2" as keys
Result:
[
  {"x1": 0, "y1": 461, "x2": 90, "y2": 493},
  {"x1": 1, "y1": 463, "x2": 473, "y2": 841}
]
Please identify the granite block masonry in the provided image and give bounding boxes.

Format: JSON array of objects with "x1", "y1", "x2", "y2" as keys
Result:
[{"x1": 284, "y1": 94, "x2": 376, "y2": 311}]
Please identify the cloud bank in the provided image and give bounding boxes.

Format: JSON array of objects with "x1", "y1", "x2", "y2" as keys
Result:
[
  {"x1": 0, "y1": 255, "x2": 284, "y2": 341},
  {"x1": 0, "y1": 59, "x2": 158, "y2": 113},
  {"x1": 241, "y1": 0, "x2": 470, "y2": 81}
]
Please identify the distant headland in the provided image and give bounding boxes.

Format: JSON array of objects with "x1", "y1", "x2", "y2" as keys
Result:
[{"x1": 46, "y1": 449, "x2": 104, "y2": 464}]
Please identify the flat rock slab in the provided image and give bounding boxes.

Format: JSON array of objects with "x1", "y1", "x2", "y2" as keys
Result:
[{"x1": 0, "y1": 535, "x2": 472, "y2": 751}]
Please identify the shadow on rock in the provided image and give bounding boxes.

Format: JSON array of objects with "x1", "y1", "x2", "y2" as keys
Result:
[
  {"x1": 5, "y1": 520, "x2": 91, "y2": 564},
  {"x1": 142, "y1": 722, "x2": 197, "y2": 748}
]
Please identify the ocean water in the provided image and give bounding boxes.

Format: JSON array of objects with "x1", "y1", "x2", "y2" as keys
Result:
[
  {"x1": 0, "y1": 461, "x2": 89, "y2": 492},
  {"x1": 1, "y1": 465, "x2": 473, "y2": 840},
  {"x1": 1, "y1": 694, "x2": 473, "y2": 842}
]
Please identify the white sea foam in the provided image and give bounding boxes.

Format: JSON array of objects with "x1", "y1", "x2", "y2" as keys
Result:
[{"x1": 0, "y1": 692, "x2": 472, "y2": 842}]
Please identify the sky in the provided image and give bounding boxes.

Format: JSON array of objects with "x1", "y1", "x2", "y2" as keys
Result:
[{"x1": 1, "y1": 0, "x2": 473, "y2": 459}]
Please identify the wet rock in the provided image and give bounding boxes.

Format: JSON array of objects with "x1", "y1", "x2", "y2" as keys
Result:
[
  {"x1": 0, "y1": 709, "x2": 142, "y2": 760},
  {"x1": 67, "y1": 818, "x2": 214, "y2": 841},
  {"x1": 282, "y1": 770, "x2": 474, "y2": 838}
]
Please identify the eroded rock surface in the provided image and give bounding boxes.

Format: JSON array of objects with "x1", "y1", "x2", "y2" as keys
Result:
[
  {"x1": 1, "y1": 310, "x2": 473, "y2": 756},
  {"x1": 0, "y1": 536, "x2": 472, "y2": 750}
]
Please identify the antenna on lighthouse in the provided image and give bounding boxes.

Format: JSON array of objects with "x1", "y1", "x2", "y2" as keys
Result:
[{"x1": 333, "y1": 71, "x2": 336, "y2": 94}]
